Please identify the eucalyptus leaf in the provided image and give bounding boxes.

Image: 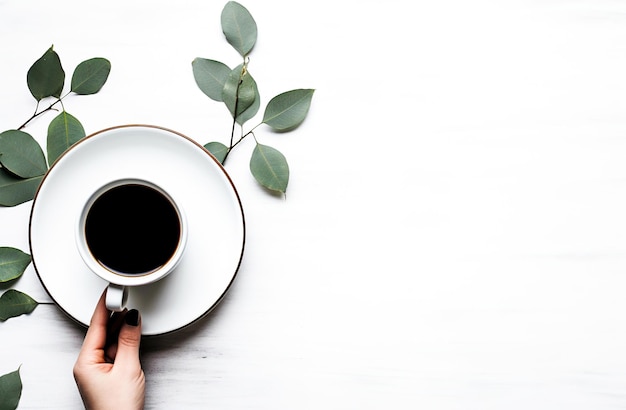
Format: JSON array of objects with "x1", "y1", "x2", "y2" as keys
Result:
[
  {"x1": 237, "y1": 76, "x2": 260, "y2": 125},
  {"x1": 0, "y1": 368, "x2": 22, "y2": 410},
  {"x1": 250, "y1": 143, "x2": 289, "y2": 193},
  {"x1": 71, "y1": 57, "x2": 111, "y2": 95},
  {"x1": 0, "y1": 290, "x2": 38, "y2": 321},
  {"x1": 221, "y1": 1, "x2": 257, "y2": 57},
  {"x1": 263, "y1": 89, "x2": 315, "y2": 131},
  {"x1": 0, "y1": 248, "x2": 31, "y2": 283},
  {"x1": 222, "y1": 65, "x2": 257, "y2": 120},
  {"x1": 0, "y1": 169, "x2": 42, "y2": 207},
  {"x1": 192, "y1": 58, "x2": 231, "y2": 102},
  {"x1": 47, "y1": 111, "x2": 85, "y2": 165},
  {"x1": 26, "y1": 46, "x2": 65, "y2": 101},
  {"x1": 204, "y1": 141, "x2": 229, "y2": 164},
  {"x1": 0, "y1": 130, "x2": 47, "y2": 178}
]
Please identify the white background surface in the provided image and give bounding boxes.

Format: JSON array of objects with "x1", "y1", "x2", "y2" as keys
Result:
[{"x1": 2, "y1": 0, "x2": 626, "y2": 408}]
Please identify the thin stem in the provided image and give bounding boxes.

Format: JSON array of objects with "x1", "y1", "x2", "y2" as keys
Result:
[
  {"x1": 223, "y1": 65, "x2": 247, "y2": 165},
  {"x1": 18, "y1": 96, "x2": 64, "y2": 130},
  {"x1": 222, "y1": 58, "x2": 253, "y2": 165},
  {"x1": 31, "y1": 101, "x2": 40, "y2": 120},
  {"x1": 223, "y1": 116, "x2": 238, "y2": 166},
  {"x1": 230, "y1": 123, "x2": 261, "y2": 151},
  {"x1": 220, "y1": 116, "x2": 238, "y2": 165}
]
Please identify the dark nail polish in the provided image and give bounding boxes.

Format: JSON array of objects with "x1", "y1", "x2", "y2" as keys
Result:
[{"x1": 125, "y1": 309, "x2": 139, "y2": 326}]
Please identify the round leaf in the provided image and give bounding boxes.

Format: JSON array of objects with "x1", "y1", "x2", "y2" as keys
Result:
[
  {"x1": 71, "y1": 57, "x2": 111, "y2": 95},
  {"x1": 47, "y1": 111, "x2": 85, "y2": 166},
  {"x1": 0, "y1": 247, "x2": 31, "y2": 283},
  {"x1": 250, "y1": 143, "x2": 289, "y2": 193},
  {"x1": 204, "y1": 141, "x2": 229, "y2": 164},
  {"x1": 0, "y1": 130, "x2": 48, "y2": 178},
  {"x1": 0, "y1": 169, "x2": 42, "y2": 207},
  {"x1": 192, "y1": 58, "x2": 231, "y2": 102},
  {"x1": 222, "y1": 65, "x2": 257, "y2": 120},
  {"x1": 221, "y1": 1, "x2": 257, "y2": 57},
  {"x1": 0, "y1": 289, "x2": 38, "y2": 321},
  {"x1": 0, "y1": 130, "x2": 47, "y2": 178},
  {"x1": 263, "y1": 89, "x2": 315, "y2": 131},
  {"x1": 26, "y1": 46, "x2": 65, "y2": 101},
  {"x1": 0, "y1": 368, "x2": 22, "y2": 410}
]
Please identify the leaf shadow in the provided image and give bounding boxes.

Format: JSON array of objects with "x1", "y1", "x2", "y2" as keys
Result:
[
  {"x1": 257, "y1": 183, "x2": 286, "y2": 199},
  {"x1": 0, "y1": 278, "x2": 20, "y2": 291}
]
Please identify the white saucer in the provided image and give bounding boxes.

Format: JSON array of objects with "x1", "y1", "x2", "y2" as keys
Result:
[{"x1": 29, "y1": 125, "x2": 245, "y2": 336}]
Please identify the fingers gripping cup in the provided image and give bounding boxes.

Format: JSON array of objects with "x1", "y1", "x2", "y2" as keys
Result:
[{"x1": 76, "y1": 179, "x2": 187, "y2": 311}]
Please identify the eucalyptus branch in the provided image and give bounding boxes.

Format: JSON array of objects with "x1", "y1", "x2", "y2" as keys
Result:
[
  {"x1": 228, "y1": 115, "x2": 237, "y2": 150},
  {"x1": 231, "y1": 124, "x2": 259, "y2": 150},
  {"x1": 193, "y1": 1, "x2": 314, "y2": 194},
  {"x1": 223, "y1": 61, "x2": 248, "y2": 165},
  {"x1": 17, "y1": 97, "x2": 62, "y2": 130},
  {"x1": 228, "y1": 72, "x2": 241, "y2": 149},
  {"x1": 224, "y1": 88, "x2": 240, "y2": 164},
  {"x1": 224, "y1": 120, "x2": 260, "y2": 164},
  {"x1": 1, "y1": 45, "x2": 113, "y2": 328},
  {"x1": 229, "y1": 130, "x2": 252, "y2": 153}
]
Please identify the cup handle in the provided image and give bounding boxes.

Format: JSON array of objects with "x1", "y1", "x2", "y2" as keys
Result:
[{"x1": 106, "y1": 284, "x2": 128, "y2": 312}]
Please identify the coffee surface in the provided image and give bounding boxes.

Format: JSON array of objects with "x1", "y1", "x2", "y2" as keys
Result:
[{"x1": 85, "y1": 184, "x2": 181, "y2": 274}]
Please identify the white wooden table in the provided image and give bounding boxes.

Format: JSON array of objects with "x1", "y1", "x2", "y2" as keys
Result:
[{"x1": 2, "y1": 0, "x2": 626, "y2": 408}]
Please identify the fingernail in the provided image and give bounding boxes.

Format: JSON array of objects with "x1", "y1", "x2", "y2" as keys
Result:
[{"x1": 125, "y1": 309, "x2": 139, "y2": 326}]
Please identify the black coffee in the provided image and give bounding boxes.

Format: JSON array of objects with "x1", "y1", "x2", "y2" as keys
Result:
[{"x1": 84, "y1": 184, "x2": 181, "y2": 274}]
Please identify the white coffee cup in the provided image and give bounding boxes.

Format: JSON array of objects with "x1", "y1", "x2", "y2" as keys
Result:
[{"x1": 76, "y1": 178, "x2": 187, "y2": 311}]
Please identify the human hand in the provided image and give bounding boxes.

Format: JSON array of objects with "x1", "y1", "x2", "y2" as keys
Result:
[{"x1": 73, "y1": 289, "x2": 145, "y2": 410}]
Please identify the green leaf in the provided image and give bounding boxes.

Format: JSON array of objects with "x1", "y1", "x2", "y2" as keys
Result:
[
  {"x1": 0, "y1": 290, "x2": 38, "y2": 321},
  {"x1": 192, "y1": 58, "x2": 231, "y2": 102},
  {"x1": 222, "y1": 65, "x2": 257, "y2": 120},
  {"x1": 0, "y1": 248, "x2": 31, "y2": 283},
  {"x1": 237, "y1": 76, "x2": 260, "y2": 125},
  {"x1": 0, "y1": 368, "x2": 22, "y2": 410},
  {"x1": 0, "y1": 130, "x2": 47, "y2": 178},
  {"x1": 250, "y1": 143, "x2": 289, "y2": 193},
  {"x1": 204, "y1": 142, "x2": 229, "y2": 164},
  {"x1": 47, "y1": 111, "x2": 85, "y2": 166},
  {"x1": 71, "y1": 57, "x2": 111, "y2": 95},
  {"x1": 26, "y1": 46, "x2": 65, "y2": 101},
  {"x1": 263, "y1": 89, "x2": 315, "y2": 131},
  {"x1": 221, "y1": 1, "x2": 257, "y2": 57},
  {"x1": 0, "y1": 169, "x2": 42, "y2": 207}
]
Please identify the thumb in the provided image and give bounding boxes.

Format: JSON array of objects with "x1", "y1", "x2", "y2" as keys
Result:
[{"x1": 114, "y1": 309, "x2": 142, "y2": 372}]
